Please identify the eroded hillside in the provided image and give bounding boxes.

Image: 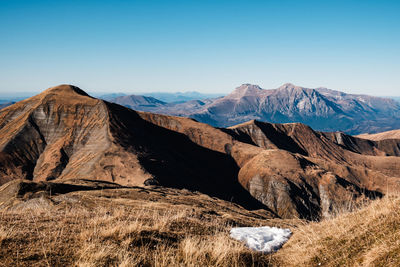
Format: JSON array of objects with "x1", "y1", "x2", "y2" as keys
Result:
[{"x1": 1, "y1": 85, "x2": 400, "y2": 220}]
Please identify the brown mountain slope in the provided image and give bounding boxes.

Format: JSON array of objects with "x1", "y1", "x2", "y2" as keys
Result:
[
  {"x1": 0, "y1": 85, "x2": 112, "y2": 184},
  {"x1": 118, "y1": 109, "x2": 400, "y2": 219},
  {"x1": 0, "y1": 85, "x2": 263, "y2": 210},
  {"x1": 357, "y1": 129, "x2": 400, "y2": 141},
  {"x1": 1, "y1": 85, "x2": 400, "y2": 219},
  {"x1": 227, "y1": 120, "x2": 400, "y2": 160},
  {"x1": 225, "y1": 120, "x2": 400, "y2": 218}
]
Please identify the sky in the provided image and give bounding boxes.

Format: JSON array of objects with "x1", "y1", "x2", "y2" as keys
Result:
[{"x1": 0, "y1": 0, "x2": 399, "y2": 96}]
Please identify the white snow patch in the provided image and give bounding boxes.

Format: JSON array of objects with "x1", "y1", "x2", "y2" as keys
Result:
[{"x1": 230, "y1": 226, "x2": 292, "y2": 253}]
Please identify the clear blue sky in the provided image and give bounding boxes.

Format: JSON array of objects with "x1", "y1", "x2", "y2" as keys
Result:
[{"x1": 0, "y1": 0, "x2": 399, "y2": 95}]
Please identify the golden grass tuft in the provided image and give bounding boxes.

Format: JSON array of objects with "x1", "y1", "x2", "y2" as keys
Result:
[{"x1": 74, "y1": 206, "x2": 270, "y2": 266}]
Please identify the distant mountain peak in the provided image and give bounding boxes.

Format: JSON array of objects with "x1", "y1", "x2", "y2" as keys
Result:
[
  {"x1": 110, "y1": 94, "x2": 166, "y2": 108},
  {"x1": 102, "y1": 83, "x2": 400, "y2": 135},
  {"x1": 280, "y1": 82, "x2": 296, "y2": 87},
  {"x1": 229, "y1": 84, "x2": 263, "y2": 98},
  {"x1": 237, "y1": 83, "x2": 262, "y2": 90},
  {"x1": 278, "y1": 83, "x2": 304, "y2": 91}
]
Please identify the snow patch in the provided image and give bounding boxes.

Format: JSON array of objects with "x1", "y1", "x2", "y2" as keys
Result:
[{"x1": 230, "y1": 226, "x2": 292, "y2": 253}]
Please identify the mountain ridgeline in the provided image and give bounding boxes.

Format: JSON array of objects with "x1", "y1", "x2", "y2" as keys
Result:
[
  {"x1": 110, "y1": 83, "x2": 400, "y2": 135},
  {"x1": 2, "y1": 85, "x2": 400, "y2": 220}
]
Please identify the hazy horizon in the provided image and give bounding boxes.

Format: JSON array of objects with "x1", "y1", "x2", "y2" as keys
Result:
[
  {"x1": 1, "y1": 82, "x2": 400, "y2": 100},
  {"x1": 1, "y1": 0, "x2": 399, "y2": 95}
]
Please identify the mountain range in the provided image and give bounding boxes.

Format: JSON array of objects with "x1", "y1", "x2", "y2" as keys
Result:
[
  {"x1": 109, "y1": 83, "x2": 400, "y2": 134},
  {"x1": 2, "y1": 84, "x2": 400, "y2": 135},
  {"x1": 2, "y1": 85, "x2": 400, "y2": 219},
  {"x1": 141, "y1": 91, "x2": 223, "y2": 103},
  {"x1": 99, "y1": 91, "x2": 223, "y2": 103}
]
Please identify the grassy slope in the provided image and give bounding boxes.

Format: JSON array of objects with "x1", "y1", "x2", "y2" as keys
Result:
[
  {"x1": 0, "y1": 180, "x2": 399, "y2": 266},
  {"x1": 273, "y1": 196, "x2": 400, "y2": 266},
  {"x1": 0, "y1": 180, "x2": 293, "y2": 267}
]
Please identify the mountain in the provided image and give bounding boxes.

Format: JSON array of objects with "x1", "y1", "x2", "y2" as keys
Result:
[
  {"x1": 109, "y1": 95, "x2": 214, "y2": 117},
  {"x1": 109, "y1": 94, "x2": 216, "y2": 117},
  {"x1": 142, "y1": 91, "x2": 223, "y2": 103},
  {"x1": 2, "y1": 85, "x2": 400, "y2": 219},
  {"x1": 97, "y1": 92, "x2": 126, "y2": 100},
  {"x1": 107, "y1": 83, "x2": 400, "y2": 135},
  {"x1": 357, "y1": 129, "x2": 400, "y2": 141},
  {"x1": 106, "y1": 91, "x2": 223, "y2": 106},
  {"x1": 0, "y1": 85, "x2": 263, "y2": 211},
  {"x1": 109, "y1": 94, "x2": 167, "y2": 111},
  {"x1": 223, "y1": 119, "x2": 400, "y2": 218},
  {"x1": 189, "y1": 83, "x2": 400, "y2": 134}
]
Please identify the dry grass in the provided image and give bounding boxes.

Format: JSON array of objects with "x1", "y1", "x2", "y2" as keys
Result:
[
  {"x1": 273, "y1": 195, "x2": 400, "y2": 266},
  {"x1": 0, "y1": 226, "x2": 15, "y2": 245},
  {"x1": 0, "y1": 186, "x2": 281, "y2": 267},
  {"x1": 2, "y1": 181, "x2": 399, "y2": 267},
  {"x1": 74, "y1": 205, "x2": 271, "y2": 266}
]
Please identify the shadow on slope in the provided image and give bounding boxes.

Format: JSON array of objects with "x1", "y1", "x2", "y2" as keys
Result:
[{"x1": 106, "y1": 102, "x2": 268, "y2": 211}]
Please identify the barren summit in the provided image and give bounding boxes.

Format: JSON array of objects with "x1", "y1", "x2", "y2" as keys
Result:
[{"x1": 2, "y1": 85, "x2": 400, "y2": 220}]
